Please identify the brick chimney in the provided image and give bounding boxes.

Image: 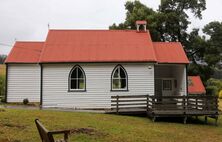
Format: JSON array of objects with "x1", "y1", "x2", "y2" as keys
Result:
[{"x1": 136, "y1": 20, "x2": 147, "y2": 32}]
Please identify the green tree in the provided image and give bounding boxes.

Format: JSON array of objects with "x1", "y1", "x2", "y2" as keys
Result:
[
  {"x1": 188, "y1": 63, "x2": 214, "y2": 83},
  {"x1": 110, "y1": 0, "x2": 206, "y2": 44},
  {"x1": 110, "y1": 0, "x2": 221, "y2": 83},
  {"x1": 203, "y1": 21, "x2": 222, "y2": 67},
  {"x1": 206, "y1": 78, "x2": 222, "y2": 96},
  {"x1": 159, "y1": 0, "x2": 206, "y2": 42},
  {"x1": 185, "y1": 28, "x2": 206, "y2": 62},
  {"x1": 109, "y1": 1, "x2": 161, "y2": 41},
  {"x1": 186, "y1": 25, "x2": 222, "y2": 83}
]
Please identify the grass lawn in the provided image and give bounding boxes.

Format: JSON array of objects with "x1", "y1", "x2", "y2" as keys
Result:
[{"x1": 0, "y1": 108, "x2": 222, "y2": 142}]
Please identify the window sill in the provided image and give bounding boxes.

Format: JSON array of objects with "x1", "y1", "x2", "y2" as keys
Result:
[
  {"x1": 68, "y1": 90, "x2": 86, "y2": 92},
  {"x1": 110, "y1": 89, "x2": 129, "y2": 92}
]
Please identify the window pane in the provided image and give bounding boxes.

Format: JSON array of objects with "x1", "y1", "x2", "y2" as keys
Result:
[
  {"x1": 71, "y1": 68, "x2": 77, "y2": 78},
  {"x1": 120, "y1": 68, "x2": 126, "y2": 78},
  {"x1": 78, "y1": 68, "x2": 84, "y2": 78},
  {"x1": 113, "y1": 68, "x2": 119, "y2": 78},
  {"x1": 78, "y1": 79, "x2": 85, "y2": 89},
  {"x1": 163, "y1": 80, "x2": 172, "y2": 90},
  {"x1": 113, "y1": 79, "x2": 120, "y2": 89},
  {"x1": 120, "y1": 79, "x2": 126, "y2": 89},
  {"x1": 71, "y1": 79, "x2": 77, "y2": 89}
]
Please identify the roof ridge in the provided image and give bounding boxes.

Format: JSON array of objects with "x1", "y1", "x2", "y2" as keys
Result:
[{"x1": 49, "y1": 29, "x2": 139, "y2": 32}]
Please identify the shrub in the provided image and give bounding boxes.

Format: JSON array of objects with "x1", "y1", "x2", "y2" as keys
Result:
[
  {"x1": 23, "y1": 98, "x2": 29, "y2": 105},
  {"x1": 219, "y1": 90, "x2": 222, "y2": 99},
  {"x1": 206, "y1": 86, "x2": 218, "y2": 96},
  {"x1": 206, "y1": 78, "x2": 222, "y2": 96},
  {"x1": 1, "y1": 96, "x2": 6, "y2": 103}
]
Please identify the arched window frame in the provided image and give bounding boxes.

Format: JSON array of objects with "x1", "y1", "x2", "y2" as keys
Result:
[
  {"x1": 111, "y1": 65, "x2": 128, "y2": 91},
  {"x1": 68, "y1": 65, "x2": 86, "y2": 92}
]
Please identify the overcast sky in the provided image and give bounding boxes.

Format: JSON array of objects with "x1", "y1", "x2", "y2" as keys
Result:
[{"x1": 0, "y1": 0, "x2": 222, "y2": 55}]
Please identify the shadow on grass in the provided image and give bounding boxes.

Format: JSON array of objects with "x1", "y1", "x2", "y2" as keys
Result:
[{"x1": 115, "y1": 113, "x2": 219, "y2": 126}]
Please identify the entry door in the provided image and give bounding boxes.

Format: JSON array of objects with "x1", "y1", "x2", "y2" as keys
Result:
[{"x1": 162, "y1": 79, "x2": 173, "y2": 96}]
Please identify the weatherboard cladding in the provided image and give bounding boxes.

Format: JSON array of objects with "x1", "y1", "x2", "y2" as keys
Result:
[
  {"x1": 42, "y1": 63, "x2": 154, "y2": 108},
  {"x1": 5, "y1": 30, "x2": 189, "y2": 64},
  {"x1": 7, "y1": 64, "x2": 40, "y2": 102}
]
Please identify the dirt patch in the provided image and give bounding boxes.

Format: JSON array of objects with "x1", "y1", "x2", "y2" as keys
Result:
[
  {"x1": 6, "y1": 102, "x2": 40, "y2": 107},
  {"x1": 0, "y1": 139, "x2": 9, "y2": 142},
  {"x1": 70, "y1": 128, "x2": 107, "y2": 137},
  {"x1": 0, "y1": 109, "x2": 5, "y2": 112},
  {"x1": 0, "y1": 139, "x2": 21, "y2": 142}
]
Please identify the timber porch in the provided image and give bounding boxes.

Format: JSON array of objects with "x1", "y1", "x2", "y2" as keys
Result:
[{"x1": 110, "y1": 95, "x2": 219, "y2": 125}]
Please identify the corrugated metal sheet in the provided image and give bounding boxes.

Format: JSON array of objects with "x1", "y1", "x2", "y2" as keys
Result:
[
  {"x1": 188, "y1": 76, "x2": 206, "y2": 94},
  {"x1": 5, "y1": 30, "x2": 190, "y2": 64},
  {"x1": 153, "y1": 42, "x2": 189, "y2": 64},
  {"x1": 5, "y1": 42, "x2": 43, "y2": 63},
  {"x1": 39, "y1": 30, "x2": 157, "y2": 63}
]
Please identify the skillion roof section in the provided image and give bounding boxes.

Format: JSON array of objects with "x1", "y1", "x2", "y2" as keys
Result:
[{"x1": 5, "y1": 41, "x2": 44, "y2": 63}]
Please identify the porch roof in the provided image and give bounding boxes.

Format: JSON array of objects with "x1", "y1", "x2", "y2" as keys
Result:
[{"x1": 153, "y1": 42, "x2": 189, "y2": 64}]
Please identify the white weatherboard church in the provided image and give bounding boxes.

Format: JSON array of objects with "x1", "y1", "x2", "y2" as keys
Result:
[{"x1": 5, "y1": 21, "x2": 189, "y2": 109}]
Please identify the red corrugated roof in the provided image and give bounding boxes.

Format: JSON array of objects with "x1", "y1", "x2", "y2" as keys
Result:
[
  {"x1": 188, "y1": 76, "x2": 206, "y2": 94},
  {"x1": 39, "y1": 30, "x2": 157, "y2": 63},
  {"x1": 5, "y1": 42, "x2": 43, "y2": 63},
  {"x1": 5, "y1": 30, "x2": 190, "y2": 64},
  {"x1": 153, "y1": 42, "x2": 189, "y2": 64}
]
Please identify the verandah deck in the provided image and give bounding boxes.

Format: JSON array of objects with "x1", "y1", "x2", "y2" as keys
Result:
[{"x1": 110, "y1": 95, "x2": 219, "y2": 124}]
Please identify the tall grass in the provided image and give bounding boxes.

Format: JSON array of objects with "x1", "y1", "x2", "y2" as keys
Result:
[{"x1": 0, "y1": 64, "x2": 6, "y2": 98}]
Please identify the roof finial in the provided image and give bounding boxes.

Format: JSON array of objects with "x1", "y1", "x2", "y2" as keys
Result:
[{"x1": 48, "y1": 23, "x2": 50, "y2": 30}]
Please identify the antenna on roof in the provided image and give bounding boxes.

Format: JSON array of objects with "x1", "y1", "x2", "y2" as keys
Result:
[{"x1": 48, "y1": 23, "x2": 50, "y2": 30}]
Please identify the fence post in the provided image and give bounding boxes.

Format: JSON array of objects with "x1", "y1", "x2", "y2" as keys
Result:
[
  {"x1": 183, "y1": 96, "x2": 186, "y2": 114},
  {"x1": 152, "y1": 96, "x2": 155, "y2": 111},
  {"x1": 116, "y1": 95, "x2": 119, "y2": 114},
  {"x1": 215, "y1": 96, "x2": 218, "y2": 111},
  {"x1": 146, "y1": 94, "x2": 149, "y2": 114},
  {"x1": 196, "y1": 97, "x2": 198, "y2": 110},
  {"x1": 204, "y1": 95, "x2": 207, "y2": 111}
]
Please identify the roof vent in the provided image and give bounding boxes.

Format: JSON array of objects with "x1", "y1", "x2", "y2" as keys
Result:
[{"x1": 136, "y1": 20, "x2": 147, "y2": 32}]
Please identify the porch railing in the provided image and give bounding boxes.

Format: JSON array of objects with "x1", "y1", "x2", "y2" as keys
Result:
[{"x1": 111, "y1": 95, "x2": 219, "y2": 116}]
